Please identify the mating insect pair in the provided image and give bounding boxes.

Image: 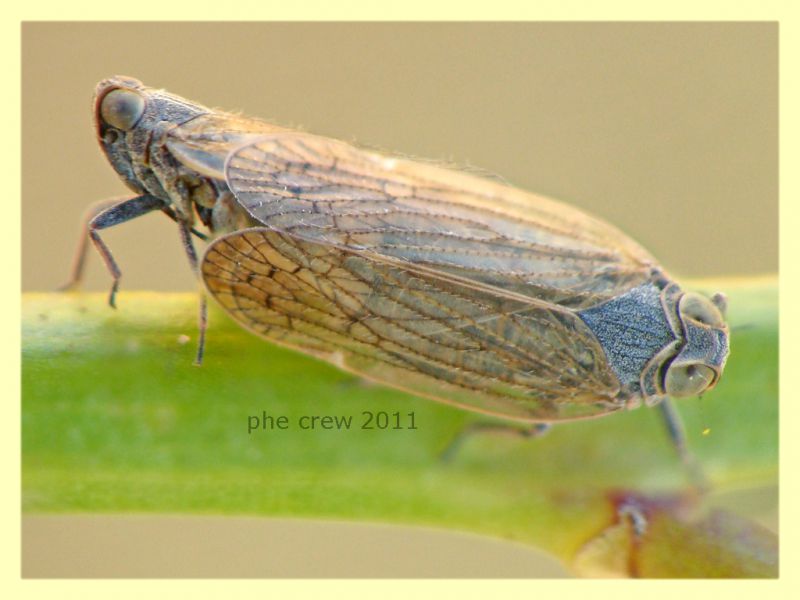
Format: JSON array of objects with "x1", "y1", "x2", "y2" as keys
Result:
[{"x1": 66, "y1": 76, "x2": 730, "y2": 482}]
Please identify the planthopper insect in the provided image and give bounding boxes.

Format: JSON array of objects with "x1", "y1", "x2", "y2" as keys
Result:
[{"x1": 67, "y1": 76, "x2": 729, "y2": 475}]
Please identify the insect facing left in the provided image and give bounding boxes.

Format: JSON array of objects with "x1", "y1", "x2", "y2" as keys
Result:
[{"x1": 65, "y1": 76, "x2": 730, "y2": 480}]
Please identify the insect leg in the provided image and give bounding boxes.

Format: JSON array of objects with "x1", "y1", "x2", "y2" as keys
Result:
[
  {"x1": 159, "y1": 206, "x2": 209, "y2": 241},
  {"x1": 657, "y1": 399, "x2": 709, "y2": 493},
  {"x1": 61, "y1": 197, "x2": 208, "y2": 296},
  {"x1": 60, "y1": 196, "x2": 131, "y2": 292},
  {"x1": 439, "y1": 422, "x2": 551, "y2": 462},
  {"x1": 63, "y1": 195, "x2": 166, "y2": 308},
  {"x1": 176, "y1": 220, "x2": 207, "y2": 366}
]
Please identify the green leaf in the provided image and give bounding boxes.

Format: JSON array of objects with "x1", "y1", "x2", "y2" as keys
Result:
[{"x1": 21, "y1": 278, "x2": 777, "y2": 577}]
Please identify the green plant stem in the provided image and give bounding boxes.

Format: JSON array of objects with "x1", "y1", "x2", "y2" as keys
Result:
[{"x1": 22, "y1": 278, "x2": 778, "y2": 576}]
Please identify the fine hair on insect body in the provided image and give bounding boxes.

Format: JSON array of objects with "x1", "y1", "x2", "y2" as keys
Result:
[{"x1": 64, "y1": 76, "x2": 731, "y2": 485}]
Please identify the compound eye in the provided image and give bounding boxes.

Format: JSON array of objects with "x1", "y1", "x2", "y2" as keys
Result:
[
  {"x1": 679, "y1": 292, "x2": 724, "y2": 327},
  {"x1": 100, "y1": 88, "x2": 145, "y2": 131},
  {"x1": 664, "y1": 363, "x2": 715, "y2": 397}
]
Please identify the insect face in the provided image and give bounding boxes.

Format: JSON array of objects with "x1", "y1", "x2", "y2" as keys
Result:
[
  {"x1": 93, "y1": 76, "x2": 210, "y2": 215},
  {"x1": 662, "y1": 292, "x2": 729, "y2": 398}
]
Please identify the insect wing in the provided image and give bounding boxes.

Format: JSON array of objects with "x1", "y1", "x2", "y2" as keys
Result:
[
  {"x1": 223, "y1": 133, "x2": 659, "y2": 311},
  {"x1": 201, "y1": 228, "x2": 623, "y2": 422},
  {"x1": 165, "y1": 112, "x2": 289, "y2": 180}
]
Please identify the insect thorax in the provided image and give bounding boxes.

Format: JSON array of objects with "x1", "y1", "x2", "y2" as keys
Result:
[
  {"x1": 135, "y1": 132, "x2": 256, "y2": 236},
  {"x1": 577, "y1": 282, "x2": 681, "y2": 406}
]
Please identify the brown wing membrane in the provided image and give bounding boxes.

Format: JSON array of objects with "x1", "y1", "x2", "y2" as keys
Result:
[
  {"x1": 224, "y1": 133, "x2": 659, "y2": 310},
  {"x1": 202, "y1": 228, "x2": 623, "y2": 422}
]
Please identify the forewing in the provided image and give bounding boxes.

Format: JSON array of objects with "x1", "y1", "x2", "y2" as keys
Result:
[
  {"x1": 224, "y1": 133, "x2": 659, "y2": 310},
  {"x1": 165, "y1": 112, "x2": 287, "y2": 180},
  {"x1": 202, "y1": 228, "x2": 623, "y2": 422}
]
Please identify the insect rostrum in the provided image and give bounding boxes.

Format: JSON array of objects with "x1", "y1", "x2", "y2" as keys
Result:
[{"x1": 78, "y1": 75, "x2": 730, "y2": 426}]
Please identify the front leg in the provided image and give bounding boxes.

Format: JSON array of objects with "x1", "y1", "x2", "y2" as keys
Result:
[
  {"x1": 62, "y1": 195, "x2": 165, "y2": 308},
  {"x1": 60, "y1": 196, "x2": 131, "y2": 293}
]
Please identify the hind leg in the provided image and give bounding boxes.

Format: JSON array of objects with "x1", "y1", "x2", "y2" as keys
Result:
[{"x1": 440, "y1": 422, "x2": 551, "y2": 462}]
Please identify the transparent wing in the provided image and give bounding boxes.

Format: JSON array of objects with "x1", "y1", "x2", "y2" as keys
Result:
[
  {"x1": 224, "y1": 133, "x2": 660, "y2": 310},
  {"x1": 201, "y1": 228, "x2": 623, "y2": 422},
  {"x1": 165, "y1": 112, "x2": 288, "y2": 180}
]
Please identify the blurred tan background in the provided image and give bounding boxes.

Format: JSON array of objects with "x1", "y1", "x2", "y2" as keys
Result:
[
  {"x1": 23, "y1": 22, "x2": 776, "y2": 296},
  {"x1": 21, "y1": 22, "x2": 777, "y2": 578}
]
